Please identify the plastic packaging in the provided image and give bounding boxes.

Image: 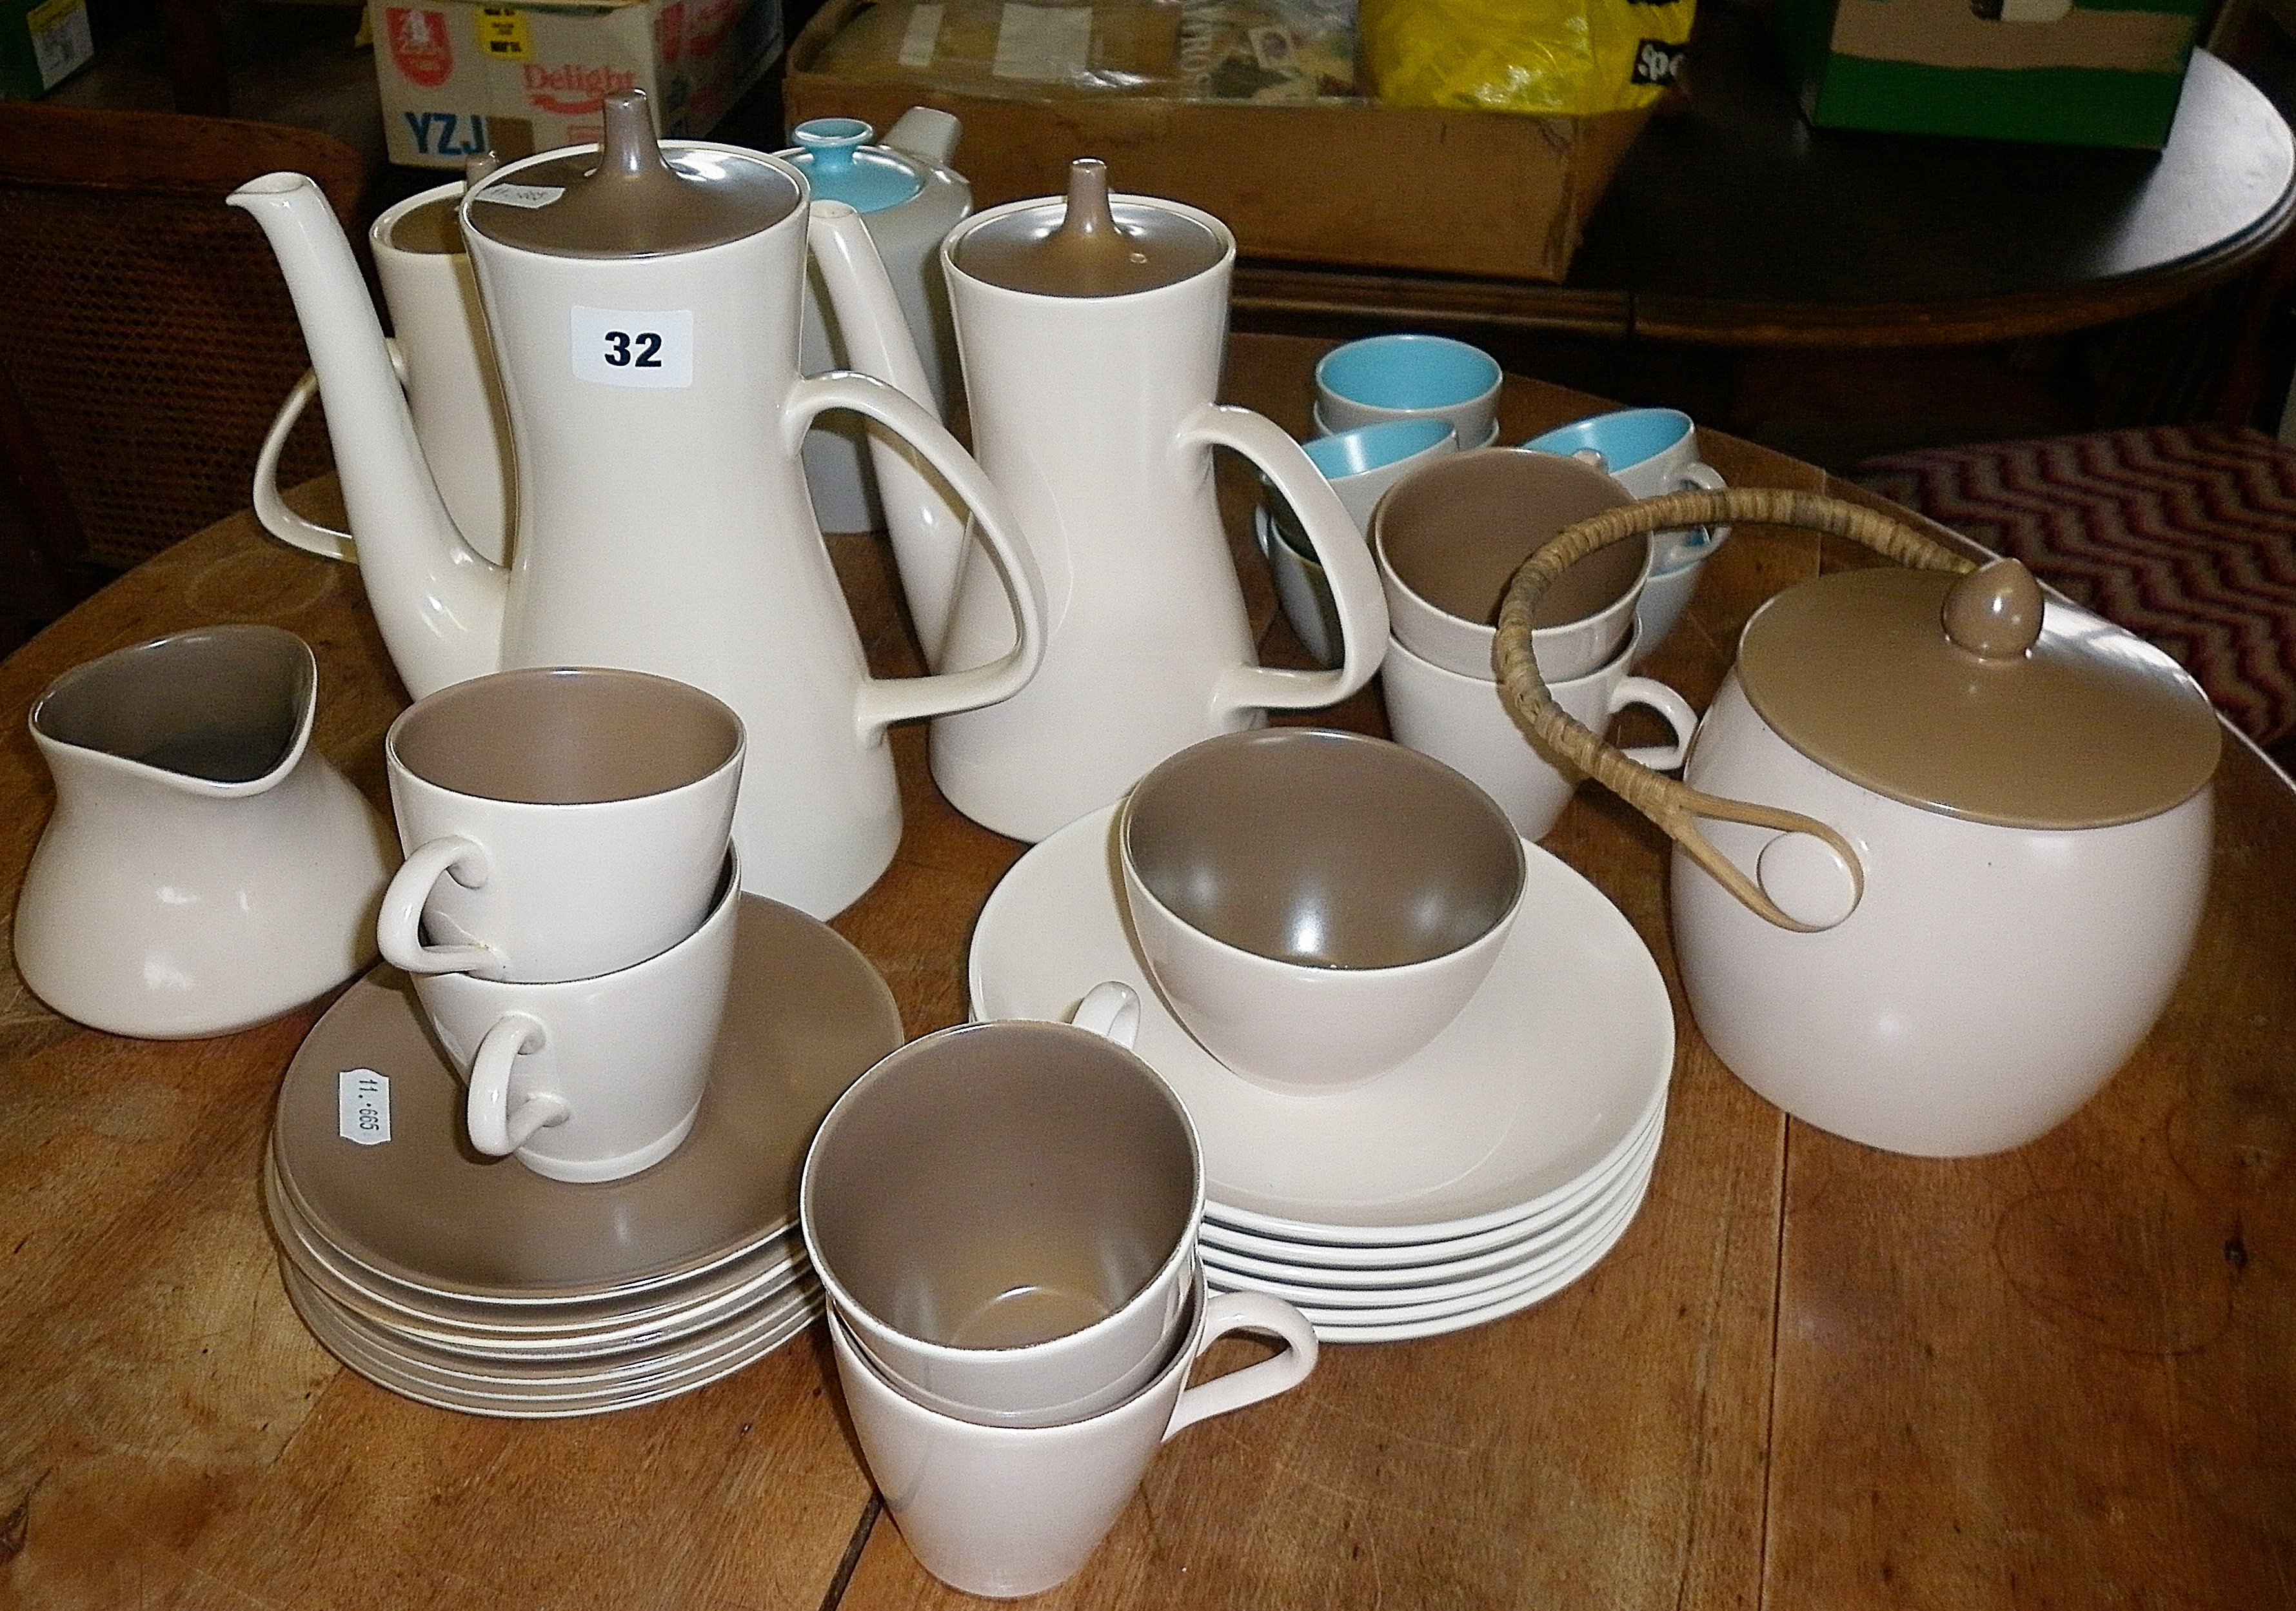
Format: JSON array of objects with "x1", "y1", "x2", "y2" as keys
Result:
[{"x1": 1361, "y1": 0, "x2": 1696, "y2": 115}]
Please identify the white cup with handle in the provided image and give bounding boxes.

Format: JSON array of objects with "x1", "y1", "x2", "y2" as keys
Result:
[
  {"x1": 1382, "y1": 622, "x2": 1699, "y2": 840},
  {"x1": 411, "y1": 851, "x2": 741, "y2": 1183},
  {"x1": 378, "y1": 666, "x2": 742, "y2": 985},
  {"x1": 831, "y1": 1274, "x2": 1316, "y2": 1599},
  {"x1": 802, "y1": 982, "x2": 1204, "y2": 1427}
]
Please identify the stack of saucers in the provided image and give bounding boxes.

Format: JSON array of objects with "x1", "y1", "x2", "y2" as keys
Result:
[
  {"x1": 967, "y1": 804, "x2": 1674, "y2": 1344},
  {"x1": 264, "y1": 895, "x2": 902, "y2": 1416}
]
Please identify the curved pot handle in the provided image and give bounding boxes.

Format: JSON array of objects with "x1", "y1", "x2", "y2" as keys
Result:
[
  {"x1": 1178, "y1": 404, "x2": 1389, "y2": 716},
  {"x1": 782, "y1": 368, "x2": 1047, "y2": 736},
  {"x1": 1492, "y1": 486, "x2": 1974, "y2": 934}
]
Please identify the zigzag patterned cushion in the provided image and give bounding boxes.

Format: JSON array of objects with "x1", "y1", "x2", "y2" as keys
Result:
[{"x1": 1856, "y1": 424, "x2": 2296, "y2": 749}]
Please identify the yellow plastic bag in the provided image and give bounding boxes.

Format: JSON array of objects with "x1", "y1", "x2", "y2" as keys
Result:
[{"x1": 1361, "y1": 0, "x2": 1695, "y2": 115}]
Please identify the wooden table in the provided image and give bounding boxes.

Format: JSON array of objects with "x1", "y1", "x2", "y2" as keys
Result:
[
  {"x1": 4, "y1": 334, "x2": 2293, "y2": 1608},
  {"x1": 1234, "y1": 3, "x2": 2296, "y2": 348}
]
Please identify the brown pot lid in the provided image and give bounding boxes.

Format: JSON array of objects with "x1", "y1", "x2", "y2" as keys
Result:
[
  {"x1": 1737, "y1": 559, "x2": 2220, "y2": 829},
  {"x1": 464, "y1": 88, "x2": 800, "y2": 258},
  {"x1": 949, "y1": 157, "x2": 1224, "y2": 297}
]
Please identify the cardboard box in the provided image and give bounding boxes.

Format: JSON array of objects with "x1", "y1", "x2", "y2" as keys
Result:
[
  {"x1": 1773, "y1": 0, "x2": 2206, "y2": 149},
  {"x1": 783, "y1": 0, "x2": 1652, "y2": 282},
  {"x1": 1, "y1": 0, "x2": 95, "y2": 100},
  {"x1": 371, "y1": 0, "x2": 780, "y2": 168}
]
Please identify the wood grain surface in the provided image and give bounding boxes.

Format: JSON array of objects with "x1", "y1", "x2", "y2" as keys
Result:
[{"x1": 1, "y1": 335, "x2": 2290, "y2": 1608}]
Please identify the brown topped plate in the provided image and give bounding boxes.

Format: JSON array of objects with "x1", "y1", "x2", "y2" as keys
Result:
[{"x1": 270, "y1": 894, "x2": 900, "y2": 1301}]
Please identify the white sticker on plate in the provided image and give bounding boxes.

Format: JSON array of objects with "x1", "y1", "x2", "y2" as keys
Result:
[
  {"x1": 899, "y1": 2, "x2": 943, "y2": 68},
  {"x1": 570, "y1": 305, "x2": 695, "y2": 388},
  {"x1": 475, "y1": 183, "x2": 564, "y2": 210},
  {"x1": 338, "y1": 1069, "x2": 390, "y2": 1145},
  {"x1": 993, "y1": 4, "x2": 1091, "y2": 81}
]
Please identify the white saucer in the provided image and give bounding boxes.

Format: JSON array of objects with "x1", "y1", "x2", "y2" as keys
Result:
[
  {"x1": 1203, "y1": 1145, "x2": 1652, "y2": 1310},
  {"x1": 969, "y1": 805, "x2": 1673, "y2": 1237},
  {"x1": 1200, "y1": 1111, "x2": 1661, "y2": 1289},
  {"x1": 1214, "y1": 1167, "x2": 1650, "y2": 1343}
]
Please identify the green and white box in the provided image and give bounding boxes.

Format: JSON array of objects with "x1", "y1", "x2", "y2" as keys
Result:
[{"x1": 1774, "y1": 0, "x2": 2208, "y2": 150}]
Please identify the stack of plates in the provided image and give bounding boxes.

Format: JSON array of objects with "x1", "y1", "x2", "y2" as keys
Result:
[
  {"x1": 968, "y1": 806, "x2": 1673, "y2": 1343},
  {"x1": 264, "y1": 895, "x2": 903, "y2": 1417}
]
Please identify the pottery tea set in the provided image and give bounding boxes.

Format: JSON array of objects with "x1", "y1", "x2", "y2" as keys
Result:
[{"x1": 9, "y1": 86, "x2": 2226, "y2": 1598}]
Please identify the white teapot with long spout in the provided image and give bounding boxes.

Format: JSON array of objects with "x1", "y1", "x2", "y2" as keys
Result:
[{"x1": 232, "y1": 90, "x2": 1044, "y2": 919}]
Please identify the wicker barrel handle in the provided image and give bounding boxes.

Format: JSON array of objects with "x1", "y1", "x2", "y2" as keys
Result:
[{"x1": 1491, "y1": 487, "x2": 1975, "y2": 933}]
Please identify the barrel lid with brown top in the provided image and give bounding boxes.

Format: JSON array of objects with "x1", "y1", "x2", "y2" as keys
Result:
[
  {"x1": 950, "y1": 157, "x2": 1224, "y2": 297},
  {"x1": 464, "y1": 89, "x2": 800, "y2": 259},
  {"x1": 1737, "y1": 558, "x2": 2220, "y2": 830}
]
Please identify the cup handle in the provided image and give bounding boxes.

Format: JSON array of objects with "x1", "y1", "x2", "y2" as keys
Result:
[
  {"x1": 252, "y1": 341, "x2": 410, "y2": 564},
  {"x1": 1067, "y1": 980, "x2": 1140, "y2": 1049},
  {"x1": 376, "y1": 835, "x2": 504, "y2": 976},
  {"x1": 1163, "y1": 1290, "x2": 1320, "y2": 1440},
  {"x1": 464, "y1": 1013, "x2": 569, "y2": 1155},
  {"x1": 1608, "y1": 676, "x2": 1702, "y2": 773},
  {"x1": 1663, "y1": 462, "x2": 1732, "y2": 562},
  {"x1": 1179, "y1": 404, "x2": 1389, "y2": 716}
]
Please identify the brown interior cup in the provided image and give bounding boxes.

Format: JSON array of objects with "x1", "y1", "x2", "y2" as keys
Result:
[
  {"x1": 1123, "y1": 729, "x2": 1525, "y2": 970},
  {"x1": 34, "y1": 624, "x2": 310, "y2": 785},
  {"x1": 391, "y1": 667, "x2": 742, "y2": 804},
  {"x1": 1374, "y1": 448, "x2": 1643, "y2": 628},
  {"x1": 802, "y1": 1022, "x2": 1199, "y2": 1351}
]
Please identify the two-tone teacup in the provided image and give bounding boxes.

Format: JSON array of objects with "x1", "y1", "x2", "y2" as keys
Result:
[
  {"x1": 1382, "y1": 624, "x2": 1698, "y2": 840},
  {"x1": 379, "y1": 667, "x2": 742, "y2": 983},
  {"x1": 802, "y1": 985, "x2": 1203, "y2": 1427},
  {"x1": 830, "y1": 1276, "x2": 1316, "y2": 1599},
  {"x1": 1119, "y1": 728, "x2": 1525, "y2": 1093},
  {"x1": 1372, "y1": 448, "x2": 1647, "y2": 683}
]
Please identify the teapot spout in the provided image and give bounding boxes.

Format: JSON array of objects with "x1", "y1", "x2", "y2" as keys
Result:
[
  {"x1": 230, "y1": 172, "x2": 504, "y2": 697},
  {"x1": 807, "y1": 200, "x2": 972, "y2": 660}
]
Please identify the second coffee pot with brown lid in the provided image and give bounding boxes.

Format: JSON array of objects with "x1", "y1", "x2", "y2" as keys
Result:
[{"x1": 920, "y1": 159, "x2": 1391, "y2": 842}]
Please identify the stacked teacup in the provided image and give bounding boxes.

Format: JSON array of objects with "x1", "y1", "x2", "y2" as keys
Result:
[
  {"x1": 1524, "y1": 407, "x2": 1732, "y2": 662},
  {"x1": 1260, "y1": 333, "x2": 1503, "y2": 664},
  {"x1": 262, "y1": 666, "x2": 895, "y2": 1414},
  {"x1": 377, "y1": 667, "x2": 746, "y2": 1183},
  {"x1": 1371, "y1": 448, "x2": 1700, "y2": 840},
  {"x1": 801, "y1": 996, "x2": 1319, "y2": 1598}
]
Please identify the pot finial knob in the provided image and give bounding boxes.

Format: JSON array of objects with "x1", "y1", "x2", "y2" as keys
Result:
[{"x1": 1942, "y1": 557, "x2": 2045, "y2": 660}]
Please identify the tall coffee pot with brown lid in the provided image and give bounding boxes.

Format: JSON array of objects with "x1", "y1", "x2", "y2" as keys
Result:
[
  {"x1": 232, "y1": 90, "x2": 1047, "y2": 920},
  {"x1": 924, "y1": 159, "x2": 1390, "y2": 842},
  {"x1": 1494, "y1": 488, "x2": 2221, "y2": 1157}
]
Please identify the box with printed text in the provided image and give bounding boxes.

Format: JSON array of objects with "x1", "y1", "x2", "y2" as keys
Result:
[{"x1": 370, "y1": 0, "x2": 780, "y2": 168}]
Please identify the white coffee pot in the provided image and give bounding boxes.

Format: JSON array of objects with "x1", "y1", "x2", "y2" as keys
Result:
[
  {"x1": 232, "y1": 90, "x2": 1045, "y2": 919},
  {"x1": 922, "y1": 160, "x2": 1390, "y2": 842},
  {"x1": 1494, "y1": 488, "x2": 2221, "y2": 1157},
  {"x1": 779, "y1": 110, "x2": 970, "y2": 539}
]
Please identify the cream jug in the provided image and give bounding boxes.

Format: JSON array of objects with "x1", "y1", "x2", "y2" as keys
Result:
[
  {"x1": 14, "y1": 626, "x2": 393, "y2": 1039},
  {"x1": 926, "y1": 160, "x2": 1389, "y2": 842},
  {"x1": 1494, "y1": 488, "x2": 2219, "y2": 1158},
  {"x1": 232, "y1": 91, "x2": 1045, "y2": 919},
  {"x1": 780, "y1": 111, "x2": 970, "y2": 539},
  {"x1": 256, "y1": 161, "x2": 514, "y2": 567}
]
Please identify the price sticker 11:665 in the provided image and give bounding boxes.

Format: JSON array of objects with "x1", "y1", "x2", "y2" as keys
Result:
[{"x1": 571, "y1": 305, "x2": 695, "y2": 389}]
